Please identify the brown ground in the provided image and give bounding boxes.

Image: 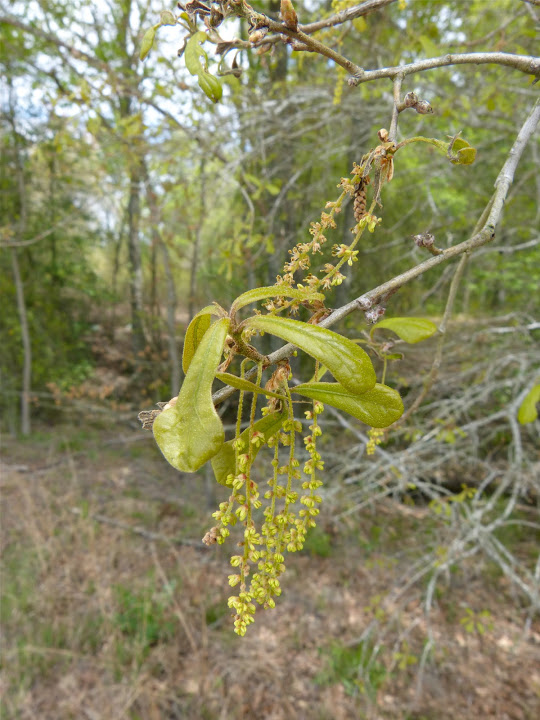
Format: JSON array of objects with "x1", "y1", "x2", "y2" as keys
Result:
[{"x1": 1, "y1": 422, "x2": 539, "y2": 720}]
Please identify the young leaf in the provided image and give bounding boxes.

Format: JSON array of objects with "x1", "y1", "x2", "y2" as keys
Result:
[
  {"x1": 371, "y1": 317, "x2": 438, "y2": 344},
  {"x1": 184, "y1": 32, "x2": 222, "y2": 102},
  {"x1": 517, "y1": 383, "x2": 540, "y2": 424},
  {"x1": 211, "y1": 411, "x2": 287, "y2": 486},
  {"x1": 216, "y1": 372, "x2": 285, "y2": 399},
  {"x1": 244, "y1": 315, "x2": 376, "y2": 395},
  {"x1": 449, "y1": 137, "x2": 477, "y2": 165},
  {"x1": 153, "y1": 317, "x2": 230, "y2": 473},
  {"x1": 182, "y1": 305, "x2": 223, "y2": 373},
  {"x1": 160, "y1": 10, "x2": 177, "y2": 26},
  {"x1": 140, "y1": 26, "x2": 158, "y2": 61},
  {"x1": 231, "y1": 285, "x2": 325, "y2": 314},
  {"x1": 292, "y1": 382, "x2": 404, "y2": 428},
  {"x1": 184, "y1": 31, "x2": 209, "y2": 76}
]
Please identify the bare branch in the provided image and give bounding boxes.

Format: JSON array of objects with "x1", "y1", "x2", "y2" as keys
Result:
[{"x1": 350, "y1": 52, "x2": 540, "y2": 84}]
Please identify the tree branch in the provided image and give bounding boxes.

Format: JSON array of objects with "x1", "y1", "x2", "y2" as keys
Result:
[{"x1": 349, "y1": 52, "x2": 540, "y2": 84}]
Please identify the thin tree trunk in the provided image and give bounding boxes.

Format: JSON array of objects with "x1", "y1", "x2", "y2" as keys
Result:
[
  {"x1": 7, "y1": 76, "x2": 31, "y2": 435},
  {"x1": 161, "y1": 240, "x2": 181, "y2": 396},
  {"x1": 127, "y1": 165, "x2": 146, "y2": 356},
  {"x1": 11, "y1": 249, "x2": 31, "y2": 435},
  {"x1": 143, "y1": 166, "x2": 181, "y2": 396},
  {"x1": 188, "y1": 160, "x2": 206, "y2": 323}
]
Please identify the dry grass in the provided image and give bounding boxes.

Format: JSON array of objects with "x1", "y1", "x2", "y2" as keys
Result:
[{"x1": 1, "y1": 423, "x2": 539, "y2": 720}]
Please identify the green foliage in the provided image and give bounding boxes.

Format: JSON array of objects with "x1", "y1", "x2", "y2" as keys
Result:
[
  {"x1": 244, "y1": 315, "x2": 377, "y2": 396},
  {"x1": 114, "y1": 584, "x2": 175, "y2": 661},
  {"x1": 303, "y1": 526, "x2": 333, "y2": 558},
  {"x1": 231, "y1": 285, "x2": 325, "y2": 314},
  {"x1": 459, "y1": 607, "x2": 494, "y2": 636},
  {"x1": 316, "y1": 640, "x2": 388, "y2": 698},
  {"x1": 153, "y1": 318, "x2": 230, "y2": 472},
  {"x1": 184, "y1": 32, "x2": 222, "y2": 103},
  {"x1": 293, "y1": 382, "x2": 404, "y2": 428},
  {"x1": 371, "y1": 317, "x2": 438, "y2": 344},
  {"x1": 182, "y1": 306, "x2": 218, "y2": 373},
  {"x1": 139, "y1": 25, "x2": 158, "y2": 61},
  {"x1": 518, "y1": 383, "x2": 540, "y2": 424}
]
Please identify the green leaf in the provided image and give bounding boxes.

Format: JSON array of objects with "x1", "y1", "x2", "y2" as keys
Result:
[
  {"x1": 517, "y1": 383, "x2": 540, "y2": 424},
  {"x1": 184, "y1": 31, "x2": 208, "y2": 76},
  {"x1": 371, "y1": 317, "x2": 438, "y2": 344},
  {"x1": 216, "y1": 372, "x2": 285, "y2": 399},
  {"x1": 140, "y1": 25, "x2": 158, "y2": 61},
  {"x1": 292, "y1": 382, "x2": 404, "y2": 428},
  {"x1": 401, "y1": 136, "x2": 476, "y2": 166},
  {"x1": 244, "y1": 315, "x2": 376, "y2": 395},
  {"x1": 184, "y1": 32, "x2": 222, "y2": 102},
  {"x1": 231, "y1": 285, "x2": 325, "y2": 314},
  {"x1": 153, "y1": 317, "x2": 230, "y2": 473},
  {"x1": 211, "y1": 411, "x2": 287, "y2": 485},
  {"x1": 182, "y1": 305, "x2": 225, "y2": 373},
  {"x1": 449, "y1": 137, "x2": 477, "y2": 165},
  {"x1": 160, "y1": 10, "x2": 176, "y2": 26}
]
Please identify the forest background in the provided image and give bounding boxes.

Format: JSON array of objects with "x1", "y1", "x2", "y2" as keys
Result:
[{"x1": 1, "y1": 0, "x2": 539, "y2": 718}]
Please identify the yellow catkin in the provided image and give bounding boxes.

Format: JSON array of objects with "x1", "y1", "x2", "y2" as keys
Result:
[{"x1": 333, "y1": 65, "x2": 346, "y2": 106}]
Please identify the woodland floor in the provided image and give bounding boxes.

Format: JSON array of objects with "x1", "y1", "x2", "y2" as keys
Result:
[{"x1": 1, "y1": 416, "x2": 539, "y2": 720}]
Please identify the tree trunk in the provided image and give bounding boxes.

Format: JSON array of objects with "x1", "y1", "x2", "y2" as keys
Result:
[
  {"x1": 188, "y1": 160, "x2": 206, "y2": 323},
  {"x1": 11, "y1": 249, "x2": 31, "y2": 435},
  {"x1": 161, "y1": 240, "x2": 181, "y2": 396},
  {"x1": 127, "y1": 164, "x2": 146, "y2": 356},
  {"x1": 143, "y1": 167, "x2": 181, "y2": 396}
]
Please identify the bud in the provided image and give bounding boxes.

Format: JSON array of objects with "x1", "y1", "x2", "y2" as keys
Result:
[
  {"x1": 256, "y1": 42, "x2": 273, "y2": 55},
  {"x1": 377, "y1": 128, "x2": 389, "y2": 142},
  {"x1": 403, "y1": 91, "x2": 418, "y2": 108},
  {"x1": 365, "y1": 305, "x2": 386, "y2": 324},
  {"x1": 249, "y1": 26, "x2": 268, "y2": 44},
  {"x1": 357, "y1": 295, "x2": 373, "y2": 310},
  {"x1": 280, "y1": 0, "x2": 298, "y2": 31},
  {"x1": 413, "y1": 231, "x2": 435, "y2": 248},
  {"x1": 415, "y1": 100, "x2": 434, "y2": 114}
]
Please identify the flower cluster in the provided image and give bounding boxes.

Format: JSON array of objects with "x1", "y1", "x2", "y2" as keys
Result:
[
  {"x1": 207, "y1": 379, "x2": 326, "y2": 635},
  {"x1": 366, "y1": 427, "x2": 384, "y2": 455}
]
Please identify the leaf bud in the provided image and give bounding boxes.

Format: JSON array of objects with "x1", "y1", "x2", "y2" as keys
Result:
[
  {"x1": 415, "y1": 100, "x2": 434, "y2": 114},
  {"x1": 280, "y1": 0, "x2": 299, "y2": 31},
  {"x1": 256, "y1": 43, "x2": 273, "y2": 56},
  {"x1": 365, "y1": 305, "x2": 386, "y2": 324},
  {"x1": 403, "y1": 91, "x2": 418, "y2": 108},
  {"x1": 357, "y1": 295, "x2": 373, "y2": 310},
  {"x1": 249, "y1": 27, "x2": 269, "y2": 44}
]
